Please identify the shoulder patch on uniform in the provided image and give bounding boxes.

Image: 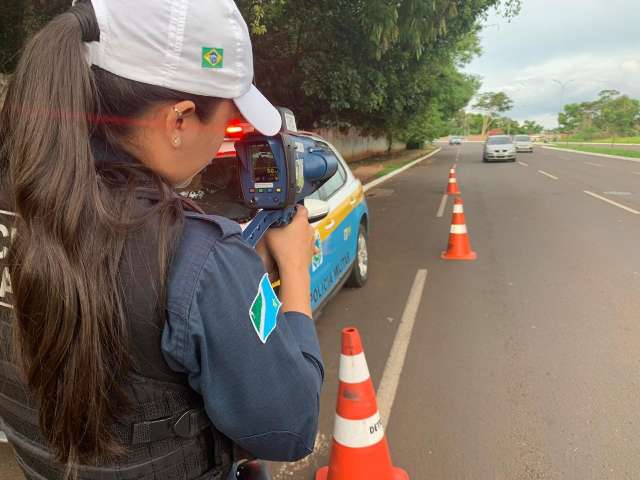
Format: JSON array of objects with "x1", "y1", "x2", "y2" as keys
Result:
[{"x1": 249, "y1": 273, "x2": 281, "y2": 344}]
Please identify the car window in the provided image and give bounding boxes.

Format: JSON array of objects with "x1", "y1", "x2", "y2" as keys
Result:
[
  {"x1": 319, "y1": 162, "x2": 347, "y2": 200},
  {"x1": 487, "y1": 137, "x2": 512, "y2": 145},
  {"x1": 307, "y1": 189, "x2": 322, "y2": 201},
  {"x1": 315, "y1": 141, "x2": 347, "y2": 200},
  {"x1": 515, "y1": 135, "x2": 530, "y2": 141}
]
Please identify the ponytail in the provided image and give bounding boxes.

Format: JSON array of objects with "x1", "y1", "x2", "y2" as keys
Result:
[
  {"x1": 3, "y1": 5, "x2": 132, "y2": 468},
  {"x1": 1, "y1": 2, "x2": 222, "y2": 469}
]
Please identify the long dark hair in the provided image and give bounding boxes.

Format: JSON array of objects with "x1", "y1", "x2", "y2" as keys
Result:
[{"x1": 0, "y1": 3, "x2": 219, "y2": 468}]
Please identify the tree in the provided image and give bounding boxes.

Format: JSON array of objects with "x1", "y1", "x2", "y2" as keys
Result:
[
  {"x1": 473, "y1": 91, "x2": 514, "y2": 136},
  {"x1": 0, "y1": 0, "x2": 69, "y2": 73},
  {"x1": 558, "y1": 104, "x2": 580, "y2": 133},
  {"x1": 0, "y1": 0, "x2": 26, "y2": 73},
  {"x1": 558, "y1": 90, "x2": 640, "y2": 140},
  {"x1": 2, "y1": 0, "x2": 523, "y2": 147},
  {"x1": 594, "y1": 90, "x2": 640, "y2": 142},
  {"x1": 522, "y1": 120, "x2": 544, "y2": 134}
]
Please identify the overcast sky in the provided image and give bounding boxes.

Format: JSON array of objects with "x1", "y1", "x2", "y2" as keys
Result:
[{"x1": 465, "y1": 0, "x2": 640, "y2": 128}]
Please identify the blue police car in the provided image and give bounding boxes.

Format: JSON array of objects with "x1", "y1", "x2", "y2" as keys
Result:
[{"x1": 184, "y1": 123, "x2": 370, "y2": 315}]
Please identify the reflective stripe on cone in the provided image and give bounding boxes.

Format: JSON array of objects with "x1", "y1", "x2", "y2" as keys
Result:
[
  {"x1": 446, "y1": 170, "x2": 461, "y2": 195},
  {"x1": 441, "y1": 197, "x2": 477, "y2": 261},
  {"x1": 316, "y1": 328, "x2": 409, "y2": 480}
]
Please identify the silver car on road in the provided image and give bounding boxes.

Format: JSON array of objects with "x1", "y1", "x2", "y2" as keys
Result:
[
  {"x1": 483, "y1": 135, "x2": 517, "y2": 162},
  {"x1": 514, "y1": 134, "x2": 534, "y2": 153}
]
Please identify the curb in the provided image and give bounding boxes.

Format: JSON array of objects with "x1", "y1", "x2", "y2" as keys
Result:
[
  {"x1": 542, "y1": 146, "x2": 640, "y2": 164},
  {"x1": 363, "y1": 148, "x2": 442, "y2": 193},
  {"x1": 559, "y1": 142, "x2": 640, "y2": 147}
]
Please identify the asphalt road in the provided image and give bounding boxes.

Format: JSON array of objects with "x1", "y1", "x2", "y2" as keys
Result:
[
  {"x1": 273, "y1": 143, "x2": 640, "y2": 479},
  {"x1": 2, "y1": 144, "x2": 640, "y2": 479}
]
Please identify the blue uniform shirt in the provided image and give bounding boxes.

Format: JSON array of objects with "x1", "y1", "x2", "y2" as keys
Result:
[{"x1": 161, "y1": 212, "x2": 324, "y2": 462}]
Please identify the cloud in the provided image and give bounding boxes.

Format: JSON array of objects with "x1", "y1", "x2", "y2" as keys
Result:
[{"x1": 464, "y1": 0, "x2": 640, "y2": 128}]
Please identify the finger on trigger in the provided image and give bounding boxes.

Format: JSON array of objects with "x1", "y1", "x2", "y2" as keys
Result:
[{"x1": 296, "y1": 204, "x2": 309, "y2": 218}]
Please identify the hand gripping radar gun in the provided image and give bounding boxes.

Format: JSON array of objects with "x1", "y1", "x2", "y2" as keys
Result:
[{"x1": 237, "y1": 108, "x2": 339, "y2": 247}]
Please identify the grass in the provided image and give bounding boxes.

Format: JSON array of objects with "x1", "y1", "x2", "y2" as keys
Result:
[
  {"x1": 373, "y1": 158, "x2": 418, "y2": 178},
  {"x1": 551, "y1": 144, "x2": 640, "y2": 159},
  {"x1": 563, "y1": 136, "x2": 640, "y2": 144},
  {"x1": 371, "y1": 145, "x2": 439, "y2": 179}
]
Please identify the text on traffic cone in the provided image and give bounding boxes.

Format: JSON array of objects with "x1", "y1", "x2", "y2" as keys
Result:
[{"x1": 316, "y1": 327, "x2": 409, "y2": 480}]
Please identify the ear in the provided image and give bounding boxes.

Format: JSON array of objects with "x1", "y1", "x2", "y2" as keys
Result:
[{"x1": 164, "y1": 100, "x2": 196, "y2": 148}]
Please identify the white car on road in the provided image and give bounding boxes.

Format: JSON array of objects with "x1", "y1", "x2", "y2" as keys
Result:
[
  {"x1": 483, "y1": 135, "x2": 517, "y2": 162},
  {"x1": 514, "y1": 135, "x2": 534, "y2": 153}
]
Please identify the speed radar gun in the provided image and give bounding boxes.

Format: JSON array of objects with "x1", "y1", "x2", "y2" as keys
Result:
[{"x1": 237, "y1": 108, "x2": 338, "y2": 247}]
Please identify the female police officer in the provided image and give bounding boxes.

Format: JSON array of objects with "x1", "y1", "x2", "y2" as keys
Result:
[{"x1": 0, "y1": 0, "x2": 323, "y2": 478}]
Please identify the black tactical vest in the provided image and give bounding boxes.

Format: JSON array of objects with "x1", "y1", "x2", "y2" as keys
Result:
[{"x1": 0, "y1": 190, "x2": 233, "y2": 480}]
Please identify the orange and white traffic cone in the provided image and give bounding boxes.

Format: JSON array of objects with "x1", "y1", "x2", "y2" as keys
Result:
[
  {"x1": 446, "y1": 169, "x2": 461, "y2": 195},
  {"x1": 316, "y1": 328, "x2": 409, "y2": 480},
  {"x1": 441, "y1": 197, "x2": 477, "y2": 261}
]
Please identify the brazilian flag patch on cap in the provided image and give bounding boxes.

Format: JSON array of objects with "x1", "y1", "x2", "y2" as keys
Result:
[
  {"x1": 202, "y1": 47, "x2": 224, "y2": 69},
  {"x1": 249, "y1": 273, "x2": 281, "y2": 344}
]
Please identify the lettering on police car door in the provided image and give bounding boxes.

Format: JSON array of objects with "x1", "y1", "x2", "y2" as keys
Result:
[
  {"x1": 311, "y1": 251, "x2": 351, "y2": 304},
  {"x1": 0, "y1": 211, "x2": 16, "y2": 309}
]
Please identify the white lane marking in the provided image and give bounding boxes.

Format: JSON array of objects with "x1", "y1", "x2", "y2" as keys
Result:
[
  {"x1": 0, "y1": 210, "x2": 16, "y2": 217},
  {"x1": 517, "y1": 161, "x2": 529, "y2": 167},
  {"x1": 436, "y1": 194, "x2": 448, "y2": 218},
  {"x1": 333, "y1": 412, "x2": 385, "y2": 448},
  {"x1": 583, "y1": 190, "x2": 640, "y2": 215},
  {"x1": 377, "y1": 269, "x2": 428, "y2": 424},
  {"x1": 537, "y1": 170, "x2": 559, "y2": 180},
  {"x1": 338, "y1": 352, "x2": 371, "y2": 384},
  {"x1": 363, "y1": 149, "x2": 441, "y2": 193},
  {"x1": 585, "y1": 162, "x2": 604, "y2": 167}
]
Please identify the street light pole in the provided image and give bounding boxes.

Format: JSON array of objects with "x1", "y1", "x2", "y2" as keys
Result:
[{"x1": 553, "y1": 78, "x2": 575, "y2": 143}]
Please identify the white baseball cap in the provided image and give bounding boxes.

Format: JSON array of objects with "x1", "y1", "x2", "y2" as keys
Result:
[{"x1": 76, "y1": 0, "x2": 282, "y2": 136}]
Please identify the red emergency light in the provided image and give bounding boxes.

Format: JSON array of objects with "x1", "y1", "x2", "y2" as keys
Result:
[
  {"x1": 225, "y1": 125, "x2": 244, "y2": 135},
  {"x1": 224, "y1": 120, "x2": 254, "y2": 139}
]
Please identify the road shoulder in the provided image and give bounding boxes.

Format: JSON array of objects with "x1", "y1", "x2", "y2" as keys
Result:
[{"x1": 542, "y1": 145, "x2": 640, "y2": 163}]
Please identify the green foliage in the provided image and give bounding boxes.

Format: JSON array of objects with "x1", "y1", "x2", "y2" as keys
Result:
[
  {"x1": 238, "y1": 0, "x2": 520, "y2": 142},
  {"x1": 556, "y1": 145, "x2": 640, "y2": 159},
  {"x1": 473, "y1": 91, "x2": 514, "y2": 135},
  {"x1": 0, "y1": 0, "x2": 26, "y2": 73},
  {"x1": 522, "y1": 120, "x2": 544, "y2": 134},
  {"x1": 473, "y1": 91, "x2": 513, "y2": 113},
  {"x1": 0, "y1": 0, "x2": 69, "y2": 73},
  {"x1": 449, "y1": 111, "x2": 484, "y2": 135},
  {"x1": 449, "y1": 112, "x2": 542, "y2": 136},
  {"x1": 558, "y1": 90, "x2": 640, "y2": 140},
  {"x1": 1, "y1": 0, "x2": 523, "y2": 147},
  {"x1": 565, "y1": 135, "x2": 640, "y2": 144}
]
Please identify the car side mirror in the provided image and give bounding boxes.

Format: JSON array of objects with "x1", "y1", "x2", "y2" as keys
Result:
[{"x1": 305, "y1": 198, "x2": 330, "y2": 223}]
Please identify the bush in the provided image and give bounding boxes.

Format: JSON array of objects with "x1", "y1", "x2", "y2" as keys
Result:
[{"x1": 406, "y1": 139, "x2": 425, "y2": 150}]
